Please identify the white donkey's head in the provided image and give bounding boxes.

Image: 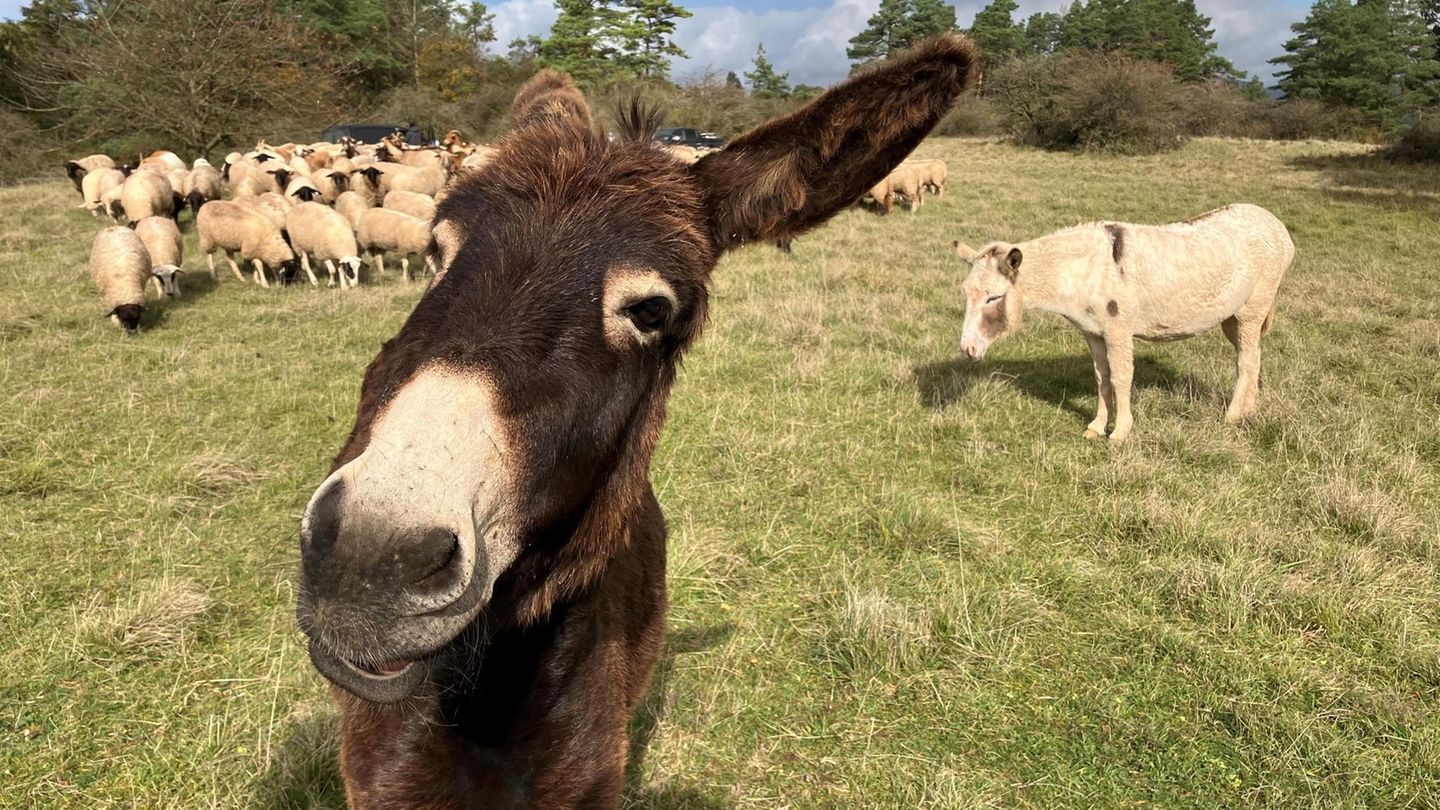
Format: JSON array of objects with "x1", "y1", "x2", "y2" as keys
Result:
[{"x1": 955, "y1": 241, "x2": 1025, "y2": 360}]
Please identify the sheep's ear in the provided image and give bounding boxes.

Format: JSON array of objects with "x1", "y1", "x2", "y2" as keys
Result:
[
  {"x1": 953, "y1": 241, "x2": 978, "y2": 262},
  {"x1": 510, "y1": 69, "x2": 593, "y2": 134},
  {"x1": 689, "y1": 33, "x2": 976, "y2": 253}
]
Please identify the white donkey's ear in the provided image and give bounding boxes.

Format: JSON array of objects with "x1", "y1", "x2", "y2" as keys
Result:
[{"x1": 952, "y1": 241, "x2": 978, "y2": 262}]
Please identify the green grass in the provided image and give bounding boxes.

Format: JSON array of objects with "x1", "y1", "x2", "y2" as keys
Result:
[{"x1": 2, "y1": 138, "x2": 1438, "y2": 807}]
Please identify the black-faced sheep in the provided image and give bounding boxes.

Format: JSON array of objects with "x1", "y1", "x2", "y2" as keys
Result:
[
  {"x1": 89, "y1": 226, "x2": 151, "y2": 332},
  {"x1": 65, "y1": 154, "x2": 116, "y2": 195},
  {"x1": 196, "y1": 200, "x2": 297, "y2": 288},
  {"x1": 285, "y1": 202, "x2": 363, "y2": 288}
]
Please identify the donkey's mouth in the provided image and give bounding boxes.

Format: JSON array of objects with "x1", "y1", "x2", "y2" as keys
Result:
[{"x1": 309, "y1": 641, "x2": 430, "y2": 704}]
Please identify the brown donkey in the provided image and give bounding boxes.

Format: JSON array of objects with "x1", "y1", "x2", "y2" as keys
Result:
[{"x1": 297, "y1": 34, "x2": 977, "y2": 809}]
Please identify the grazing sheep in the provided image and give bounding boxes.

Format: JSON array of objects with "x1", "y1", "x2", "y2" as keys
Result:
[
  {"x1": 382, "y1": 189, "x2": 435, "y2": 222},
  {"x1": 82, "y1": 168, "x2": 126, "y2": 217},
  {"x1": 330, "y1": 156, "x2": 357, "y2": 176},
  {"x1": 955, "y1": 203, "x2": 1295, "y2": 443},
  {"x1": 285, "y1": 202, "x2": 363, "y2": 288},
  {"x1": 262, "y1": 164, "x2": 294, "y2": 195},
  {"x1": 196, "y1": 200, "x2": 297, "y2": 287},
  {"x1": 886, "y1": 163, "x2": 926, "y2": 211},
  {"x1": 100, "y1": 184, "x2": 127, "y2": 223},
  {"x1": 458, "y1": 148, "x2": 497, "y2": 171},
  {"x1": 89, "y1": 226, "x2": 151, "y2": 332},
  {"x1": 235, "y1": 192, "x2": 291, "y2": 229},
  {"x1": 907, "y1": 158, "x2": 947, "y2": 196},
  {"x1": 356, "y1": 162, "x2": 444, "y2": 200},
  {"x1": 134, "y1": 216, "x2": 184, "y2": 297},
  {"x1": 186, "y1": 160, "x2": 223, "y2": 212},
  {"x1": 65, "y1": 154, "x2": 116, "y2": 195},
  {"x1": 312, "y1": 169, "x2": 349, "y2": 203},
  {"x1": 334, "y1": 191, "x2": 371, "y2": 229},
  {"x1": 120, "y1": 171, "x2": 174, "y2": 225},
  {"x1": 141, "y1": 150, "x2": 186, "y2": 173},
  {"x1": 356, "y1": 207, "x2": 433, "y2": 282},
  {"x1": 866, "y1": 175, "x2": 895, "y2": 214}
]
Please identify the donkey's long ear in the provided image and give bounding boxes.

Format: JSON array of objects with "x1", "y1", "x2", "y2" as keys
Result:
[
  {"x1": 511, "y1": 69, "x2": 594, "y2": 133},
  {"x1": 690, "y1": 33, "x2": 978, "y2": 252}
]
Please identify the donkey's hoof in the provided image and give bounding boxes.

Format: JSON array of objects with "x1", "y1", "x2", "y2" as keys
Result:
[{"x1": 1083, "y1": 428, "x2": 1106, "y2": 440}]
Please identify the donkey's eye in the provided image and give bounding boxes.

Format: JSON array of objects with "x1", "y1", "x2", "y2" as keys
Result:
[
  {"x1": 624, "y1": 296, "x2": 672, "y2": 333},
  {"x1": 984, "y1": 294, "x2": 1003, "y2": 305}
]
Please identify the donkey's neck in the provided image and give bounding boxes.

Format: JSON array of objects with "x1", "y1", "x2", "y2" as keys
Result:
[{"x1": 1015, "y1": 237, "x2": 1094, "y2": 324}]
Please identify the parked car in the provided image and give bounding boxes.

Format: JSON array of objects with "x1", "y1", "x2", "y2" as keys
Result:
[
  {"x1": 320, "y1": 124, "x2": 405, "y2": 144},
  {"x1": 697, "y1": 132, "x2": 726, "y2": 148},
  {"x1": 657, "y1": 127, "x2": 715, "y2": 148}
]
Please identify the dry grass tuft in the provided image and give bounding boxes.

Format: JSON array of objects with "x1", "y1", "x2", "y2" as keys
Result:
[{"x1": 79, "y1": 578, "x2": 212, "y2": 652}]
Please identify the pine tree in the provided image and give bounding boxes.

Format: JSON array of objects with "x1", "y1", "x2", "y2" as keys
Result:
[
  {"x1": 614, "y1": 0, "x2": 692, "y2": 79},
  {"x1": 1056, "y1": 0, "x2": 1241, "y2": 80},
  {"x1": 744, "y1": 43, "x2": 790, "y2": 98},
  {"x1": 1272, "y1": 0, "x2": 1439, "y2": 130},
  {"x1": 534, "y1": 0, "x2": 623, "y2": 85},
  {"x1": 1425, "y1": 0, "x2": 1440, "y2": 50},
  {"x1": 1023, "y1": 12, "x2": 1064, "y2": 55},
  {"x1": 725, "y1": 70, "x2": 743, "y2": 90},
  {"x1": 458, "y1": 2, "x2": 497, "y2": 53},
  {"x1": 968, "y1": 0, "x2": 1027, "y2": 66},
  {"x1": 846, "y1": 0, "x2": 956, "y2": 69}
]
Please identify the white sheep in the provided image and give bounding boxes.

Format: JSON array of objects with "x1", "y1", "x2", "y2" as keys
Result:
[
  {"x1": 186, "y1": 160, "x2": 223, "y2": 212},
  {"x1": 235, "y1": 192, "x2": 291, "y2": 229},
  {"x1": 65, "y1": 154, "x2": 116, "y2": 196},
  {"x1": 120, "y1": 171, "x2": 175, "y2": 224},
  {"x1": 285, "y1": 176, "x2": 323, "y2": 204},
  {"x1": 313, "y1": 169, "x2": 350, "y2": 203},
  {"x1": 82, "y1": 168, "x2": 126, "y2": 217},
  {"x1": 134, "y1": 216, "x2": 184, "y2": 297},
  {"x1": 382, "y1": 189, "x2": 436, "y2": 222},
  {"x1": 285, "y1": 202, "x2": 363, "y2": 289},
  {"x1": 89, "y1": 226, "x2": 152, "y2": 332},
  {"x1": 196, "y1": 200, "x2": 297, "y2": 287},
  {"x1": 356, "y1": 208, "x2": 433, "y2": 282},
  {"x1": 334, "y1": 191, "x2": 371, "y2": 229}
]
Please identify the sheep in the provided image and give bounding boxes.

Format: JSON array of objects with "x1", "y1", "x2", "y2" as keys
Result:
[
  {"x1": 334, "y1": 191, "x2": 371, "y2": 230},
  {"x1": 382, "y1": 189, "x2": 435, "y2": 222},
  {"x1": 330, "y1": 156, "x2": 357, "y2": 176},
  {"x1": 82, "y1": 168, "x2": 127, "y2": 217},
  {"x1": 954, "y1": 204, "x2": 1295, "y2": 443},
  {"x1": 89, "y1": 226, "x2": 152, "y2": 332},
  {"x1": 285, "y1": 176, "x2": 323, "y2": 204},
  {"x1": 356, "y1": 207, "x2": 433, "y2": 282},
  {"x1": 459, "y1": 147, "x2": 498, "y2": 171},
  {"x1": 141, "y1": 150, "x2": 186, "y2": 173},
  {"x1": 65, "y1": 154, "x2": 115, "y2": 195},
  {"x1": 120, "y1": 171, "x2": 175, "y2": 225},
  {"x1": 134, "y1": 216, "x2": 184, "y2": 297},
  {"x1": 186, "y1": 160, "x2": 223, "y2": 212},
  {"x1": 285, "y1": 201, "x2": 363, "y2": 289},
  {"x1": 312, "y1": 168, "x2": 350, "y2": 203},
  {"x1": 235, "y1": 192, "x2": 291, "y2": 229},
  {"x1": 196, "y1": 200, "x2": 297, "y2": 288},
  {"x1": 907, "y1": 158, "x2": 947, "y2": 196},
  {"x1": 100, "y1": 184, "x2": 127, "y2": 223},
  {"x1": 356, "y1": 162, "x2": 445, "y2": 201},
  {"x1": 262, "y1": 164, "x2": 294, "y2": 195},
  {"x1": 886, "y1": 163, "x2": 926, "y2": 211}
]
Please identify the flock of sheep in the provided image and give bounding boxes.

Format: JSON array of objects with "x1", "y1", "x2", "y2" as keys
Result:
[{"x1": 66, "y1": 131, "x2": 495, "y2": 332}]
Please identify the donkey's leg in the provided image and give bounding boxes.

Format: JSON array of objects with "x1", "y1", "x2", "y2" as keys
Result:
[
  {"x1": 1105, "y1": 330, "x2": 1136, "y2": 443},
  {"x1": 1224, "y1": 313, "x2": 1266, "y2": 424},
  {"x1": 1083, "y1": 332, "x2": 1114, "y2": 439}
]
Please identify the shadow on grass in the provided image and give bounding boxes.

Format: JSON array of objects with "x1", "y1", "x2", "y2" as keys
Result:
[
  {"x1": 1286, "y1": 153, "x2": 1440, "y2": 209},
  {"x1": 250, "y1": 623, "x2": 736, "y2": 809},
  {"x1": 624, "y1": 622, "x2": 735, "y2": 809},
  {"x1": 141, "y1": 271, "x2": 221, "y2": 331},
  {"x1": 913, "y1": 353, "x2": 1207, "y2": 423}
]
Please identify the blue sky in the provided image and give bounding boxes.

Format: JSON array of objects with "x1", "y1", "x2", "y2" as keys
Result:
[{"x1": 0, "y1": 0, "x2": 1310, "y2": 85}]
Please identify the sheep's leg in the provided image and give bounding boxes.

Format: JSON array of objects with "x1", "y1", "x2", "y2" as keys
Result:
[
  {"x1": 373, "y1": 253, "x2": 386, "y2": 276},
  {"x1": 252, "y1": 258, "x2": 270, "y2": 288},
  {"x1": 225, "y1": 251, "x2": 244, "y2": 282},
  {"x1": 1083, "y1": 333, "x2": 1114, "y2": 440},
  {"x1": 425, "y1": 255, "x2": 437, "y2": 277},
  {"x1": 1105, "y1": 330, "x2": 1136, "y2": 443},
  {"x1": 1223, "y1": 315, "x2": 1265, "y2": 424},
  {"x1": 402, "y1": 256, "x2": 411, "y2": 283},
  {"x1": 323, "y1": 259, "x2": 338, "y2": 288},
  {"x1": 301, "y1": 253, "x2": 319, "y2": 287},
  {"x1": 206, "y1": 251, "x2": 219, "y2": 281},
  {"x1": 150, "y1": 276, "x2": 162, "y2": 298}
]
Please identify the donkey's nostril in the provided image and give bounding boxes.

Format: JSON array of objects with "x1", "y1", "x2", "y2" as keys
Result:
[
  {"x1": 412, "y1": 528, "x2": 462, "y2": 585},
  {"x1": 302, "y1": 478, "x2": 346, "y2": 552}
]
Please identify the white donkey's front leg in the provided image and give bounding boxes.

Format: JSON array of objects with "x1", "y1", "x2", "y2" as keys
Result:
[
  {"x1": 1083, "y1": 332, "x2": 1114, "y2": 439},
  {"x1": 1105, "y1": 328, "x2": 1136, "y2": 443}
]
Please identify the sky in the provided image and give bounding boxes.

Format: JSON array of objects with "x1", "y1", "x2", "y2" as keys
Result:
[{"x1": 0, "y1": 0, "x2": 1310, "y2": 86}]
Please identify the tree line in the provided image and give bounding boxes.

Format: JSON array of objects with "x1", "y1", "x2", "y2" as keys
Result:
[{"x1": 0, "y1": 0, "x2": 1436, "y2": 180}]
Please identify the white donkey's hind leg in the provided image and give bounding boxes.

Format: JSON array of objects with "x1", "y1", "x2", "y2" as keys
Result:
[
  {"x1": 1223, "y1": 308, "x2": 1267, "y2": 424},
  {"x1": 1083, "y1": 332, "x2": 1114, "y2": 439}
]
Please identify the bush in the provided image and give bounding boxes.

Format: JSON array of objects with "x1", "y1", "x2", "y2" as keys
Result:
[
  {"x1": 1182, "y1": 81, "x2": 1269, "y2": 138},
  {"x1": 989, "y1": 52, "x2": 1189, "y2": 155},
  {"x1": 1262, "y1": 99, "x2": 1362, "y2": 142},
  {"x1": 934, "y1": 96, "x2": 1003, "y2": 137},
  {"x1": 1384, "y1": 117, "x2": 1440, "y2": 163},
  {"x1": 0, "y1": 109, "x2": 54, "y2": 186}
]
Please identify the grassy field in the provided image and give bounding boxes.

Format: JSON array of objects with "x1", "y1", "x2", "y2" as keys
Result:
[{"x1": 2, "y1": 137, "x2": 1438, "y2": 808}]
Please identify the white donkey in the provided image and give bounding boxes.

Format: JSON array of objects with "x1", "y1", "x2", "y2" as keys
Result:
[{"x1": 955, "y1": 203, "x2": 1294, "y2": 443}]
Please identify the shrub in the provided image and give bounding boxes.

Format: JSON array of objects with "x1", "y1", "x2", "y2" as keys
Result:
[
  {"x1": 1385, "y1": 117, "x2": 1440, "y2": 163},
  {"x1": 0, "y1": 109, "x2": 53, "y2": 186},
  {"x1": 1262, "y1": 100, "x2": 1362, "y2": 142},
  {"x1": 934, "y1": 95, "x2": 1003, "y2": 137},
  {"x1": 1182, "y1": 81, "x2": 1269, "y2": 138},
  {"x1": 989, "y1": 52, "x2": 1189, "y2": 155}
]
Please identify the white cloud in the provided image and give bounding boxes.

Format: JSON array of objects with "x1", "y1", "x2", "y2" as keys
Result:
[{"x1": 485, "y1": 0, "x2": 1303, "y2": 87}]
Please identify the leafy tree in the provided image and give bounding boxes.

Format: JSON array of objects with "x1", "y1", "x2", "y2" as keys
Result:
[
  {"x1": 745, "y1": 43, "x2": 791, "y2": 98},
  {"x1": 725, "y1": 71, "x2": 744, "y2": 90},
  {"x1": 846, "y1": 0, "x2": 957, "y2": 69},
  {"x1": 968, "y1": 0, "x2": 1028, "y2": 67},
  {"x1": 1271, "y1": 0, "x2": 1439, "y2": 130},
  {"x1": 614, "y1": 0, "x2": 692, "y2": 79},
  {"x1": 1023, "y1": 12, "x2": 1064, "y2": 55},
  {"x1": 294, "y1": 0, "x2": 407, "y2": 92}
]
